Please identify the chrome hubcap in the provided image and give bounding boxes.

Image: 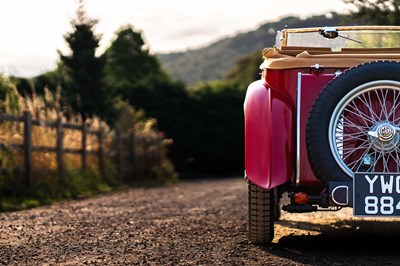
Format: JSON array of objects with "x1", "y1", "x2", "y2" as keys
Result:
[{"x1": 368, "y1": 123, "x2": 400, "y2": 152}]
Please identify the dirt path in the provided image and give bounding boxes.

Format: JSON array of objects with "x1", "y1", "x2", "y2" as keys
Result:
[{"x1": 0, "y1": 177, "x2": 399, "y2": 265}]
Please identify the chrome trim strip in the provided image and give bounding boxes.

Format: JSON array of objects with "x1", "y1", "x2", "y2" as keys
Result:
[
  {"x1": 296, "y1": 72, "x2": 302, "y2": 186},
  {"x1": 331, "y1": 185, "x2": 349, "y2": 206}
]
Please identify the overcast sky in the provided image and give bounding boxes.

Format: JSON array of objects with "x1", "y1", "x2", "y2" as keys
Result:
[{"x1": 0, "y1": 0, "x2": 349, "y2": 77}]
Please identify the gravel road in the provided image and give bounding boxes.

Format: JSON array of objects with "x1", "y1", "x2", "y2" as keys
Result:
[{"x1": 1, "y1": 176, "x2": 400, "y2": 265}]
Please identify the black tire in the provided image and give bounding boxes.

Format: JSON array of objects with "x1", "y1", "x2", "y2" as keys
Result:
[
  {"x1": 248, "y1": 180, "x2": 274, "y2": 244},
  {"x1": 306, "y1": 60, "x2": 400, "y2": 184},
  {"x1": 273, "y1": 192, "x2": 281, "y2": 222}
]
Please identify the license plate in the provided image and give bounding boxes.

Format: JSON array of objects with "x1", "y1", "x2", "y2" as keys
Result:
[{"x1": 354, "y1": 173, "x2": 400, "y2": 216}]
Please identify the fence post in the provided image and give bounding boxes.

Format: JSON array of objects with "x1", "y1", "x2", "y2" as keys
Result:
[
  {"x1": 56, "y1": 118, "x2": 64, "y2": 182},
  {"x1": 81, "y1": 123, "x2": 87, "y2": 172},
  {"x1": 156, "y1": 134, "x2": 162, "y2": 166},
  {"x1": 130, "y1": 132, "x2": 136, "y2": 179},
  {"x1": 115, "y1": 129, "x2": 122, "y2": 177},
  {"x1": 23, "y1": 111, "x2": 34, "y2": 188},
  {"x1": 98, "y1": 127, "x2": 104, "y2": 177}
]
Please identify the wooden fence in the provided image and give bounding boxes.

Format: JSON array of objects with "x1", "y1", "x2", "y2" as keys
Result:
[{"x1": 0, "y1": 111, "x2": 162, "y2": 188}]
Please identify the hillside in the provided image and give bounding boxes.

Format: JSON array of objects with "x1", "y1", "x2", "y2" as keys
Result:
[{"x1": 157, "y1": 13, "x2": 345, "y2": 85}]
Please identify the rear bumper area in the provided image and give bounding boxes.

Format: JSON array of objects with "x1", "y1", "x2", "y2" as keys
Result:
[
  {"x1": 282, "y1": 181, "x2": 353, "y2": 213},
  {"x1": 329, "y1": 181, "x2": 353, "y2": 207}
]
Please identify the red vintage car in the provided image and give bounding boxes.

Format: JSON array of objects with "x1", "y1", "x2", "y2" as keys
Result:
[{"x1": 244, "y1": 26, "x2": 400, "y2": 244}]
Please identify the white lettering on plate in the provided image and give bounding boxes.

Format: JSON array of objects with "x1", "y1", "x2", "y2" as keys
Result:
[
  {"x1": 397, "y1": 176, "x2": 400, "y2": 193},
  {"x1": 364, "y1": 175, "x2": 400, "y2": 194},
  {"x1": 381, "y1": 175, "x2": 394, "y2": 194},
  {"x1": 365, "y1": 175, "x2": 378, "y2": 193}
]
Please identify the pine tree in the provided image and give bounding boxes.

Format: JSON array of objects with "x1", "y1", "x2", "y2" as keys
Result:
[{"x1": 59, "y1": 0, "x2": 112, "y2": 119}]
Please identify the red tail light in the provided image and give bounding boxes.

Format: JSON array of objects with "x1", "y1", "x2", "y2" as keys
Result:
[{"x1": 294, "y1": 192, "x2": 309, "y2": 204}]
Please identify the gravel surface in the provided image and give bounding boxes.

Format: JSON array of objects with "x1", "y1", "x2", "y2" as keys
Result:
[{"x1": 1, "y1": 176, "x2": 400, "y2": 265}]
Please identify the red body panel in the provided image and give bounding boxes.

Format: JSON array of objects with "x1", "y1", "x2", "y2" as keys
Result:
[
  {"x1": 298, "y1": 74, "x2": 335, "y2": 188},
  {"x1": 244, "y1": 79, "x2": 294, "y2": 189},
  {"x1": 244, "y1": 69, "x2": 338, "y2": 190}
]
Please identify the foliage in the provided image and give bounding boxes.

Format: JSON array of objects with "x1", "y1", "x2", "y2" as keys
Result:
[
  {"x1": 111, "y1": 100, "x2": 178, "y2": 182},
  {"x1": 225, "y1": 50, "x2": 263, "y2": 90},
  {"x1": 103, "y1": 25, "x2": 163, "y2": 92},
  {"x1": 0, "y1": 74, "x2": 20, "y2": 114},
  {"x1": 0, "y1": 168, "x2": 120, "y2": 212},
  {"x1": 11, "y1": 68, "x2": 61, "y2": 97},
  {"x1": 342, "y1": 0, "x2": 400, "y2": 25},
  {"x1": 59, "y1": 1, "x2": 114, "y2": 120},
  {"x1": 116, "y1": 73, "x2": 190, "y2": 174},
  {"x1": 112, "y1": 100, "x2": 157, "y2": 133},
  {"x1": 182, "y1": 82, "x2": 245, "y2": 176},
  {"x1": 101, "y1": 25, "x2": 191, "y2": 173}
]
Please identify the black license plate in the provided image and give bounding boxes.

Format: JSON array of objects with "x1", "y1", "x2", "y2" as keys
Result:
[{"x1": 354, "y1": 173, "x2": 400, "y2": 216}]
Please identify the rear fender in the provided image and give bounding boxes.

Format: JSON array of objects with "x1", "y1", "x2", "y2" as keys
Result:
[{"x1": 244, "y1": 79, "x2": 294, "y2": 189}]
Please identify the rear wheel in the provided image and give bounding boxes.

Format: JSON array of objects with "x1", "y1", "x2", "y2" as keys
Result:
[{"x1": 248, "y1": 181, "x2": 274, "y2": 244}]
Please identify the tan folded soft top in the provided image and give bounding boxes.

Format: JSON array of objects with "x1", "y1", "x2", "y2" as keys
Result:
[{"x1": 260, "y1": 46, "x2": 400, "y2": 70}]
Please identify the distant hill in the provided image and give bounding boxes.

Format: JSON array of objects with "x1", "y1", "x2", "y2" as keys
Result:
[{"x1": 157, "y1": 13, "x2": 346, "y2": 85}]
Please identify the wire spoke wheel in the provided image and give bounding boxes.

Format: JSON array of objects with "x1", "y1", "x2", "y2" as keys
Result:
[
  {"x1": 307, "y1": 61, "x2": 400, "y2": 183},
  {"x1": 329, "y1": 81, "x2": 400, "y2": 177}
]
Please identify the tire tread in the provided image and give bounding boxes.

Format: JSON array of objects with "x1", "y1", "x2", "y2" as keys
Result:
[{"x1": 248, "y1": 181, "x2": 274, "y2": 244}]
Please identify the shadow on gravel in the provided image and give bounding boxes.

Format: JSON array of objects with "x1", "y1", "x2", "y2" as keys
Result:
[{"x1": 259, "y1": 219, "x2": 400, "y2": 265}]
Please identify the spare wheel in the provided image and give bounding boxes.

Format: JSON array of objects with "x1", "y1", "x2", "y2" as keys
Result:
[{"x1": 306, "y1": 60, "x2": 400, "y2": 184}]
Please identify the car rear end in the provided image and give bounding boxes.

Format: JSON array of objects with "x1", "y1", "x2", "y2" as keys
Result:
[{"x1": 245, "y1": 26, "x2": 400, "y2": 244}]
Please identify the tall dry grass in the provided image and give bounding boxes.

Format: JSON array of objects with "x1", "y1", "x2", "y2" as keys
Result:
[
  {"x1": 3, "y1": 86, "x2": 102, "y2": 162},
  {"x1": 0, "y1": 77, "x2": 177, "y2": 201}
]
